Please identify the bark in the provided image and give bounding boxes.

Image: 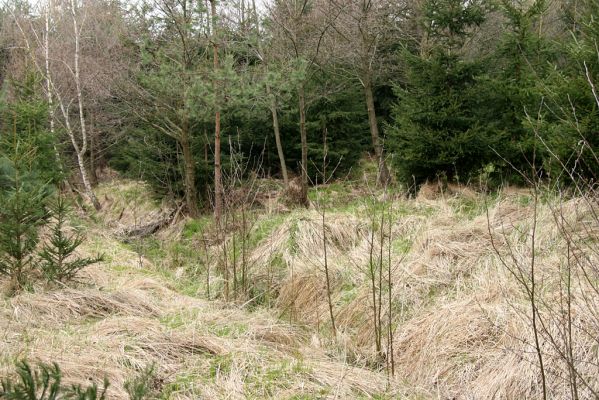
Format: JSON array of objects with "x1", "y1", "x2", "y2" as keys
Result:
[
  {"x1": 70, "y1": 0, "x2": 100, "y2": 210},
  {"x1": 298, "y1": 84, "x2": 309, "y2": 205},
  {"x1": 364, "y1": 75, "x2": 390, "y2": 185},
  {"x1": 89, "y1": 112, "x2": 98, "y2": 186},
  {"x1": 267, "y1": 83, "x2": 289, "y2": 186},
  {"x1": 75, "y1": 151, "x2": 99, "y2": 209},
  {"x1": 211, "y1": 0, "x2": 223, "y2": 223},
  {"x1": 44, "y1": 0, "x2": 64, "y2": 178}
]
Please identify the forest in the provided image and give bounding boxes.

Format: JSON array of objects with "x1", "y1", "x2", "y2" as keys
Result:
[{"x1": 0, "y1": 0, "x2": 598, "y2": 399}]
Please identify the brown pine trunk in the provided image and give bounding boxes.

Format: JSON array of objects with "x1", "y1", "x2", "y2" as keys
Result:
[
  {"x1": 298, "y1": 85, "x2": 308, "y2": 205},
  {"x1": 364, "y1": 76, "x2": 390, "y2": 185},
  {"x1": 211, "y1": 0, "x2": 223, "y2": 223},
  {"x1": 267, "y1": 83, "x2": 289, "y2": 187}
]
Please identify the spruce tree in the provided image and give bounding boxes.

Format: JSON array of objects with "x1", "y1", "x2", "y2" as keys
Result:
[
  {"x1": 39, "y1": 195, "x2": 103, "y2": 283},
  {"x1": 0, "y1": 361, "x2": 62, "y2": 400},
  {"x1": 0, "y1": 80, "x2": 57, "y2": 292},
  {"x1": 0, "y1": 360, "x2": 109, "y2": 400},
  {"x1": 541, "y1": 0, "x2": 599, "y2": 182},
  {"x1": 0, "y1": 142, "x2": 49, "y2": 291},
  {"x1": 388, "y1": 0, "x2": 495, "y2": 185},
  {"x1": 477, "y1": 0, "x2": 554, "y2": 184},
  {"x1": 0, "y1": 71, "x2": 63, "y2": 186}
]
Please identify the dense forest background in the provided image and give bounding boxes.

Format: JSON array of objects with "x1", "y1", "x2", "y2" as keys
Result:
[{"x1": 0, "y1": 0, "x2": 598, "y2": 215}]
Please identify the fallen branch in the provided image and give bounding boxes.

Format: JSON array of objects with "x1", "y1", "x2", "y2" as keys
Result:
[{"x1": 119, "y1": 203, "x2": 184, "y2": 239}]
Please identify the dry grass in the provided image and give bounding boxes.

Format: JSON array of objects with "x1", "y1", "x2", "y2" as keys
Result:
[
  {"x1": 2, "y1": 177, "x2": 598, "y2": 399},
  {"x1": 0, "y1": 180, "x2": 405, "y2": 400},
  {"x1": 239, "y1": 185, "x2": 599, "y2": 398}
]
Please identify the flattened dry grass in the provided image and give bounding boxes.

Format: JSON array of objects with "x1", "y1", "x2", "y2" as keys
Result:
[
  {"x1": 0, "y1": 183, "x2": 404, "y2": 399},
  {"x1": 241, "y1": 186, "x2": 599, "y2": 398},
  {"x1": 3, "y1": 177, "x2": 598, "y2": 399}
]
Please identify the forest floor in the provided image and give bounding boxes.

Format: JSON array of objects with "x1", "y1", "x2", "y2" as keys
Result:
[{"x1": 1, "y1": 169, "x2": 597, "y2": 399}]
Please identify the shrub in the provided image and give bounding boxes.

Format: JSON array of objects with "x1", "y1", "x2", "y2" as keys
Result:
[
  {"x1": 124, "y1": 364, "x2": 157, "y2": 400},
  {"x1": 0, "y1": 145, "x2": 49, "y2": 292},
  {"x1": 1, "y1": 361, "x2": 158, "y2": 400},
  {"x1": 39, "y1": 195, "x2": 103, "y2": 283}
]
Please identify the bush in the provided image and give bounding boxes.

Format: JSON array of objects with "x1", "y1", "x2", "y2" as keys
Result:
[{"x1": 124, "y1": 364, "x2": 157, "y2": 400}]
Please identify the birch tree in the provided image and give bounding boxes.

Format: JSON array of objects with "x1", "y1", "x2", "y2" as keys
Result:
[{"x1": 10, "y1": 0, "x2": 101, "y2": 209}]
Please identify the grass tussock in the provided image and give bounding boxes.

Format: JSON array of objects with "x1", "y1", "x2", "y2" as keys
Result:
[{"x1": 232, "y1": 184, "x2": 599, "y2": 398}]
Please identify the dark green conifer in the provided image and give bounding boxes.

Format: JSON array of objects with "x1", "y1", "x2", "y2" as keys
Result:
[
  {"x1": 39, "y1": 195, "x2": 103, "y2": 283},
  {"x1": 388, "y1": 0, "x2": 495, "y2": 185},
  {"x1": 0, "y1": 142, "x2": 48, "y2": 291}
]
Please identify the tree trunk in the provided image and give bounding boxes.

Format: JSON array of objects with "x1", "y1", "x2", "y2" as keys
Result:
[
  {"x1": 181, "y1": 126, "x2": 199, "y2": 217},
  {"x1": 364, "y1": 75, "x2": 390, "y2": 185},
  {"x1": 70, "y1": 0, "x2": 100, "y2": 210},
  {"x1": 89, "y1": 112, "x2": 98, "y2": 186},
  {"x1": 76, "y1": 151, "x2": 100, "y2": 210},
  {"x1": 210, "y1": 0, "x2": 223, "y2": 223},
  {"x1": 298, "y1": 85, "x2": 309, "y2": 205},
  {"x1": 44, "y1": 0, "x2": 64, "y2": 179},
  {"x1": 267, "y1": 83, "x2": 288, "y2": 187}
]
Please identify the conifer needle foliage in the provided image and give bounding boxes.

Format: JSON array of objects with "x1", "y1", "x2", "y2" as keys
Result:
[
  {"x1": 0, "y1": 143, "x2": 49, "y2": 291},
  {"x1": 39, "y1": 196, "x2": 103, "y2": 283},
  {"x1": 0, "y1": 361, "x2": 108, "y2": 400}
]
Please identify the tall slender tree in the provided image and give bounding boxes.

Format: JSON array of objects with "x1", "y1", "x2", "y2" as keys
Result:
[
  {"x1": 210, "y1": 0, "x2": 223, "y2": 222},
  {"x1": 326, "y1": 0, "x2": 408, "y2": 184},
  {"x1": 268, "y1": 0, "x2": 331, "y2": 204},
  {"x1": 126, "y1": 0, "x2": 212, "y2": 217}
]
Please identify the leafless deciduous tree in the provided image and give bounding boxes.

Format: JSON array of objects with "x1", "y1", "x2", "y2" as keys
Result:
[
  {"x1": 10, "y1": 0, "x2": 131, "y2": 210},
  {"x1": 267, "y1": 0, "x2": 334, "y2": 205},
  {"x1": 13, "y1": 1, "x2": 99, "y2": 208},
  {"x1": 325, "y1": 0, "x2": 409, "y2": 185}
]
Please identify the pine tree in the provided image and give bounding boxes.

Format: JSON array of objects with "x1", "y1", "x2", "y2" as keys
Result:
[{"x1": 39, "y1": 195, "x2": 103, "y2": 283}]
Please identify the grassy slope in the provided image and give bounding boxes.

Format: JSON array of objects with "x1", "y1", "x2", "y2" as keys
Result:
[
  {"x1": 1, "y1": 177, "x2": 597, "y2": 399},
  {"x1": 0, "y1": 179, "x2": 409, "y2": 400}
]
